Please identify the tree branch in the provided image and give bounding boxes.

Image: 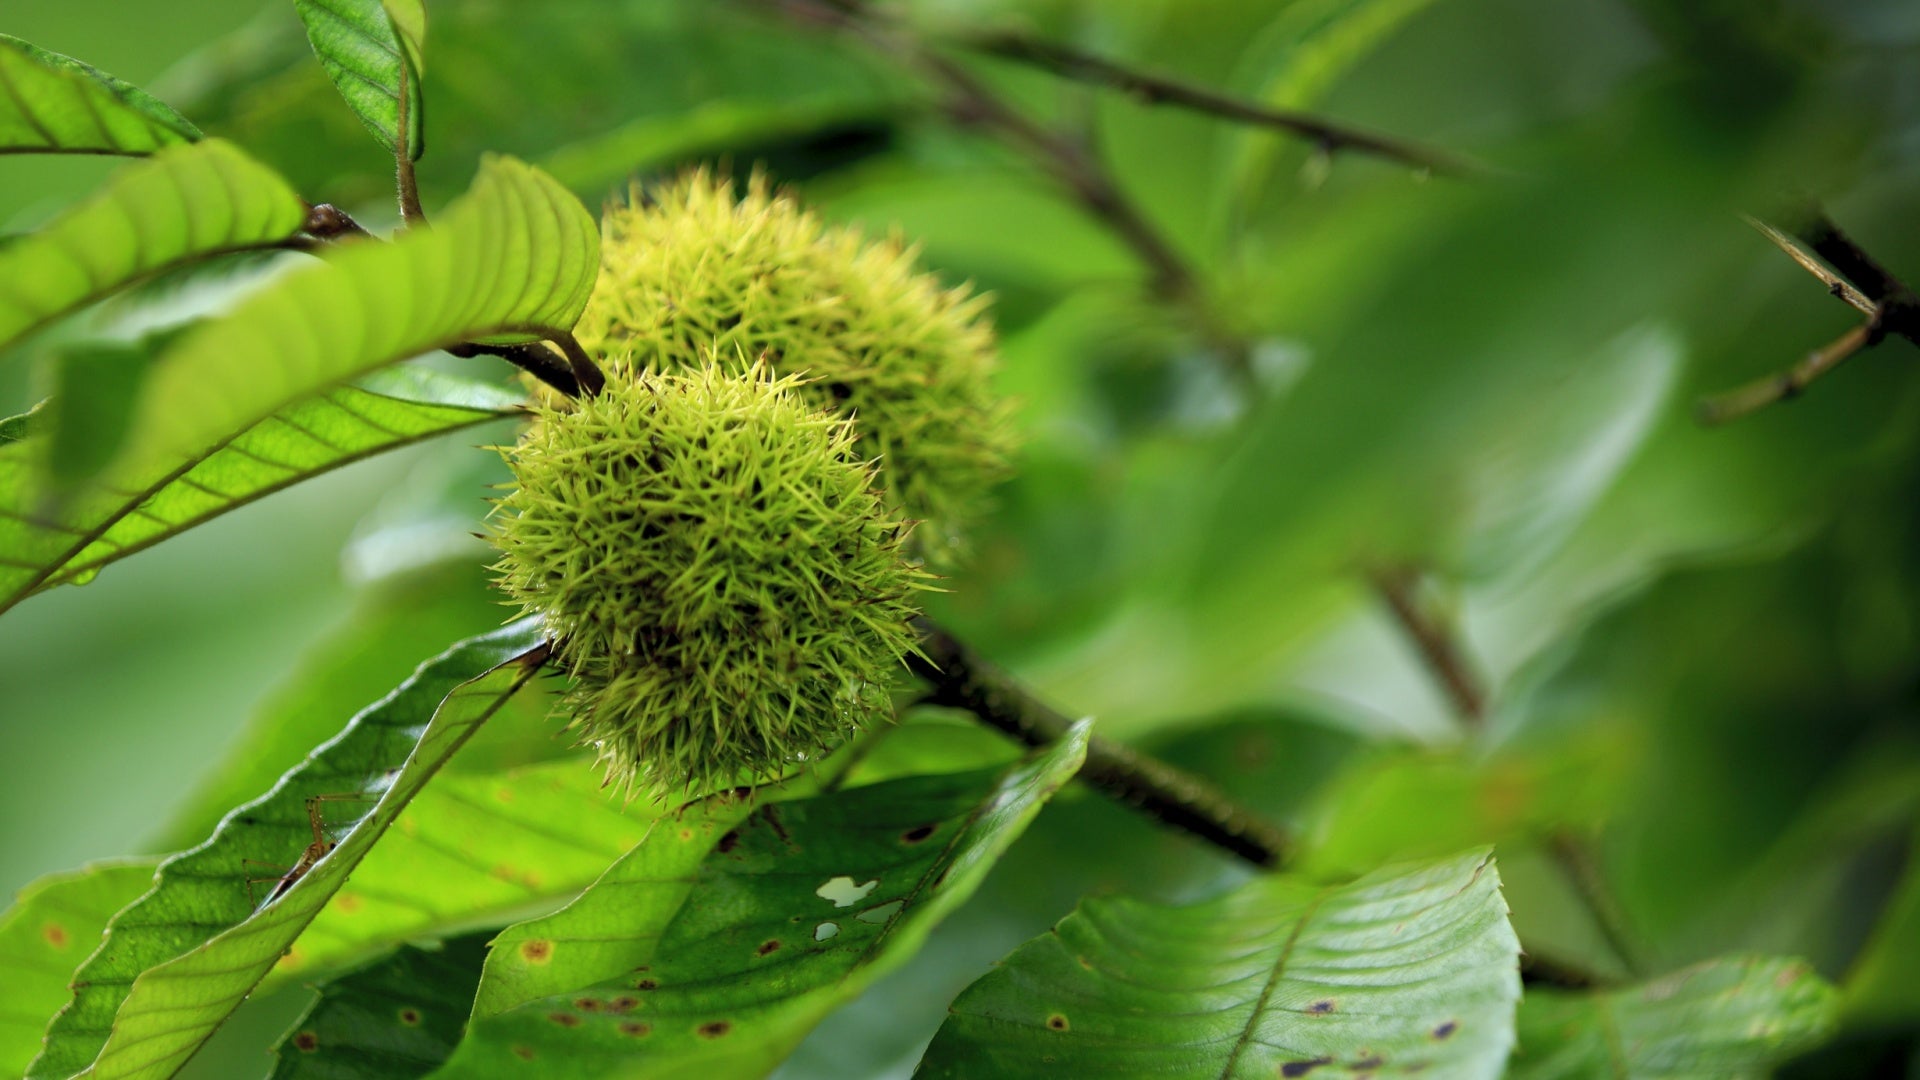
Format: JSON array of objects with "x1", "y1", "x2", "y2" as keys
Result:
[
  {"x1": 1369, "y1": 563, "x2": 1644, "y2": 979},
  {"x1": 908, "y1": 616, "x2": 1292, "y2": 869},
  {"x1": 445, "y1": 341, "x2": 583, "y2": 398},
  {"x1": 958, "y1": 30, "x2": 1488, "y2": 179},
  {"x1": 1368, "y1": 564, "x2": 1487, "y2": 727},
  {"x1": 758, "y1": 0, "x2": 1200, "y2": 305},
  {"x1": 1698, "y1": 209, "x2": 1920, "y2": 423}
]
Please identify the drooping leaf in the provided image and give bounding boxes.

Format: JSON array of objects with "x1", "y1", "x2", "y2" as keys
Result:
[
  {"x1": 0, "y1": 34, "x2": 200, "y2": 156},
  {"x1": 269, "y1": 934, "x2": 491, "y2": 1080},
  {"x1": 154, "y1": 561, "x2": 542, "y2": 851},
  {"x1": 0, "y1": 366, "x2": 524, "y2": 615},
  {"x1": 295, "y1": 0, "x2": 427, "y2": 159},
  {"x1": 917, "y1": 849, "x2": 1520, "y2": 1079},
  {"x1": 432, "y1": 721, "x2": 1093, "y2": 1078},
  {"x1": 0, "y1": 860, "x2": 158, "y2": 1078},
  {"x1": 27, "y1": 621, "x2": 548, "y2": 1080},
  {"x1": 116, "y1": 153, "x2": 591, "y2": 475},
  {"x1": 267, "y1": 761, "x2": 658, "y2": 989},
  {"x1": 1511, "y1": 955, "x2": 1839, "y2": 1079},
  {"x1": 0, "y1": 139, "x2": 306, "y2": 356}
]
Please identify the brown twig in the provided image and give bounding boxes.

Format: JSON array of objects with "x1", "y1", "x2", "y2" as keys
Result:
[
  {"x1": 908, "y1": 616, "x2": 1292, "y2": 869},
  {"x1": 959, "y1": 30, "x2": 1487, "y2": 179},
  {"x1": 761, "y1": 0, "x2": 1200, "y2": 305},
  {"x1": 1548, "y1": 830, "x2": 1647, "y2": 977},
  {"x1": 1368, "y1": 565, "x2": 1487, "y2": 727},
  {"x1": 1369, "y1": 563, "x2": 1645, "y2": 979},
  {"x1": 445, "y1": 341, "x2": 583, "y2": 398},
  {"x1": 1699, "y1": 210, "x2": 1920, "y2": 423},
  {"x1": 552, "y1": 331, "x2": 607, "y2": 398}
]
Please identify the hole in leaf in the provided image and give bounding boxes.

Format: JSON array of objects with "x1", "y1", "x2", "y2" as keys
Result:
[
  {"x1": 815, "y1": 876, "x2": 878, "y2": 907},
  {"x1": 814, "y1": 922, "x2": 840, "y2": 941},
  {"x1": 857, "y1": 900, "x2": 904, "y2": 924}
]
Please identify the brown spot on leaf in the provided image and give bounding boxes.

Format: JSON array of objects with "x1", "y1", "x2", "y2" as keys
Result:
[
  {"x1": 1307, "y1": 1000, "x2": 1334, "y2": 1014},
  {"x1": 511, "y1": 1046, "x2": 535, "y2": 1061},
  {"x1": 757, "y1": 940, "x2": 782, "y2": 957},
  {"x1": 901, "y1": 824, "x2": 936, "y2": 844},
  {"x1": 334, "y1": 893, "x2": 362, "y2": 914},
  {"x1": 679, "y1": 828, "x2": 694, "y2": 842},
  {"x1": 609, "y1": 996, "x2": 639, "y2": 1012},
  {"x1": 1355, "y1": 1056, "x2": 1384, "y2": 1069},
  {"x1": 697, "y1": 1020, "x2": 732, "y2": 1039},
  {"x1": 1433, "y1": 1021, "x2": 1458, "y2": 1040},
  {"x1": 1281, "y1": 1057, "x2": 1332, "y2": 1077},
  {"x1": 759, "y1": 804, "x2": 792, "y2": 844},
  {"x1": 619, "y1": 1021, "x2": 651, "y2": 1037},
  {"x1": 42, "y1": 923, "x2": 68, "y2": 949},
  {"x1": 398, "y1": 1007, "x2": 421, "y2": 1026},
  {"x1": 635, "y1": 978, "x2": 659, "y2": 990},
  {"x1": 1046, "y1": 1014, "x2": 1069, "y2": 1031},
  {"x1": 520, "y1": 939, "x2": 553, "y2": 964},
  {"x1": 292, "y1": 1031, "x2": 320, "y2": 1052},
  {"x1": 575, "y1": 998, "x2": 603, "y2": 1012},
  {"x1": 549, "y1": 1012, "x2": 581, "y2": 1027}
]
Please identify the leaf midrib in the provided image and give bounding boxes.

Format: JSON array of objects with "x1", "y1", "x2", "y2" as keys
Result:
[{"x1": 1216, "y1": 885, "x2": 1335, "y2": 1080}]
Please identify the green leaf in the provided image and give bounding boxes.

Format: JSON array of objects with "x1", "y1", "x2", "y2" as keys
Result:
[
  {"x1": 267, "y1": 761, "x2": 657, "y2": 990},
  {"x1": 113, "y1": 153, "x2": 590, "y2": 475},
  {"x1": 917, "y1": 849, "x2": 1521, "y2": 1079},
  {"x1": 0, "y1": 34, "x2": 200, "y2": 156},
  {"x1": 0, "y1": 402, "x2": 46, "y2": 446},
  {"x1": 0, "y1": 139, "x2": 306, "y2": 356},
  {"x1": 0, "y1": 860, "x2": 158, "y2": 1078},
  {"x1": 433, "y1": 721, "x2": 1093, "y2": 1078},
  {"x1": 295, "y1": 0, "x2": 427, "y2": 159},
  {"x1": 1512, "y1": 956, "x2": 1839, "y2": 1079},
  {"x1": 0, "y1": 366, "x2": 523, "y2": 615},
  {"x1": 269, "y1": 934, "x2": 491, "y2": 1080},
  {"x1": 27, "y1": 621, "x2": 547, "y2": 1080}
]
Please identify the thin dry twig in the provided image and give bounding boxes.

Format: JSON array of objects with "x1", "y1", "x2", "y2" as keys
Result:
[
  {"x1": 1368, "y1": 564, "x2": 1487, "y2": 727},
  {"x1": 1369, "y1": 563, "x2": 1644, "y2": 979},
  {"x1": 960, "y1": 30, "x2": 1488, "y2": 178},
  {"x1": 1699, "y1": 210, "x2": 1920, "y2": 423}
]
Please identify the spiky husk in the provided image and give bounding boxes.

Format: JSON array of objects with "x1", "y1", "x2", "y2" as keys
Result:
[
  {"x1": 491, "y1": 363, "x2": 929, "y2": 796},
  {"x1": 575, "y1": 169, "x2": 1015, "y2": 557}
]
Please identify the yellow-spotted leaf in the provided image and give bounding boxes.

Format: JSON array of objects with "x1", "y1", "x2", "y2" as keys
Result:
[
  {"x1": 0, "y1": 860, "x2": 159, "y2": 1078},
  {"x1": 918, "y1": 850, "x2": 1521, "y2": 1079},
  {"x1": 26, "y1": 622, "x2": 547, "y2": 1080}
]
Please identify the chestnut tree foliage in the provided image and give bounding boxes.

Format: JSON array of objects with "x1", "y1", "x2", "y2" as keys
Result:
[{"x1": 2, "y1": 1, "x2": 1917, "y2": 1077}]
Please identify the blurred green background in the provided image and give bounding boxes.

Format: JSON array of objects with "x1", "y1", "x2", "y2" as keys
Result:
[{"x1": 6, "y1": 0, "x2": 1920, "y2": 1074}]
